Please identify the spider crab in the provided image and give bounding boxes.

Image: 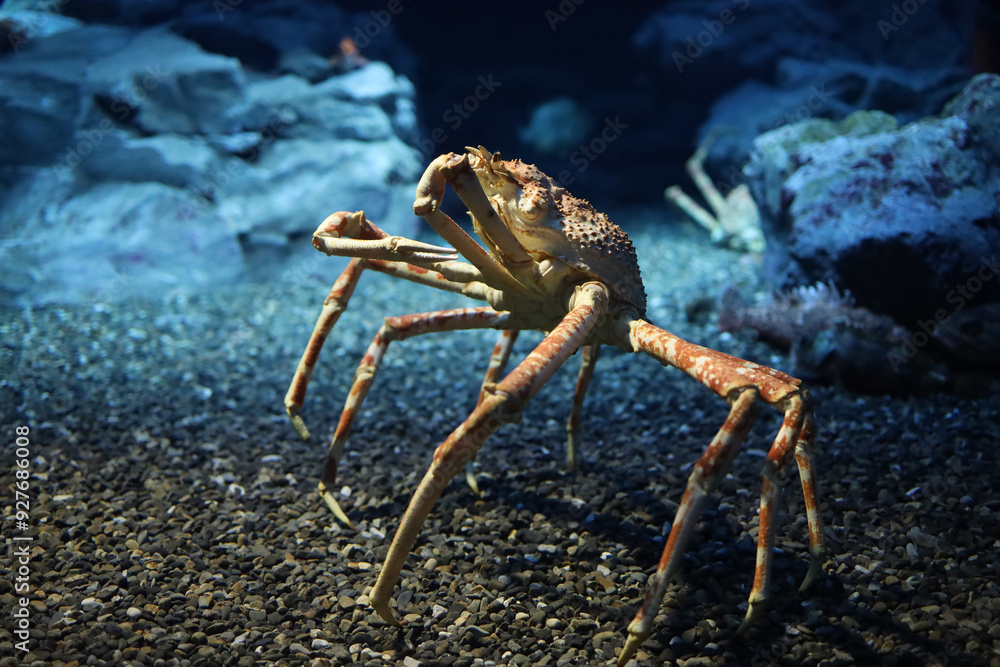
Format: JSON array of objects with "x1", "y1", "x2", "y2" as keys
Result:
[
  {"x1": 665, "y1": 130, "x2": 765, "y2": 254},
  {"x1": 284, "y1": 147, "x2": 826, "y2": 664}
]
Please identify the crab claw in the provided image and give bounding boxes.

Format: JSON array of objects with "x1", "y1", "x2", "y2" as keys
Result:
[
  {"x1": 315, "y1": 210, "x2": 369, "y2": 239},
  {"x1": 311, "y1": 211, "x2": 458, "y2": 263}
]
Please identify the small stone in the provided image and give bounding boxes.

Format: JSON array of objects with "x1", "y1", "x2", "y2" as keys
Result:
[
  {"x1": 545, "y1": 618, "x2": 565, "y2": 630},
  {"x1": 81, "y1": 597, "x2": 101, "y2": 612}
]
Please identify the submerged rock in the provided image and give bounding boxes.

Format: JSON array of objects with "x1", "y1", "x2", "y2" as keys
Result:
[
  {"x1": 744, "y1": 74, "x2": 1000, "y2": 330},
  {"x1": 719, "y1": 283, "x2": 1000, "y2": 395},
  {"x1": 700, "y1": 59, "x2": 968, "y2": 178},
  {"x1": 0, "y1": 24, "x2": 421, "y2": 306}
]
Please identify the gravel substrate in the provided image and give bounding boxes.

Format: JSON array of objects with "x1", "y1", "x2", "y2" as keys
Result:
[{"x1": 2, "y1": 211, "x2": 999, "y2": 666}]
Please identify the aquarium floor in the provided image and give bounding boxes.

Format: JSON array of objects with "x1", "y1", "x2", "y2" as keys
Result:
[{"x1": 2, "y1": 214, "x2": 999, "y2": 667}]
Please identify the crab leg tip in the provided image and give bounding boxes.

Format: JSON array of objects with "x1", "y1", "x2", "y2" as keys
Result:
[
  {"x1": 371, "y1": 595, "x2": 403, "y2": 628},
  {"x1": 618, "y1": 630, "x2": 646, "y2": 666},
  {"x1": 318, "y1": 481, "x2": 355, "y2": 530},
  {"x1": 463, "y1": 462, "x2": 483, "y2": 497},
  {"x1": 799, "y1": 552, "x2": 825, "y2": 592},
  {"x1": 287, "y1": 411, "x2": 311, "y2": 441},
  {"x1": 736, "y1": 602, "x2": 764, "y2": 637}
]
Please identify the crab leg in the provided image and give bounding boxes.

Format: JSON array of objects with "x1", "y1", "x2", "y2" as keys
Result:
[
  {"x1": 739, "y1": 393, "x2": 815, "y2": 632},
  {"x1": 285, "y1": 258, "x2": 366, "y2": 441},
  {"x1": 618, "y1": 320, "x2": 825, "y2": 666},
  {"x1": 311, "y1": 210, "x2": 490, "y2": 287},
  {"x1": 665, "y1": 184, "x2": 724, "y2": 240},
  {"x1": 684, "y1": 144, "x2": 731, "y2": 222},
  {"x1": 318, "y1": 307, "x2": 512, "y2": 526},
  {"x1": 465, "y1": 329, "x2": 521, "y2": 495},
  {"x1": 311, "y1": 210, "x2": 457, "y2": 264},
  {"x1": 442, "y1": 150, "x2": 534, "y2": 266},
  {"x1": 284, "y1": 255, "x2": 477, "y2": 441},
  {"x1": 620, "y1": 388, "x2": 759, "y2": 664},
  {"x1": 476, "y1": 329, "x2": 520, "y2": 405},
  {"x1": 414, "y1": 155, "x2": 528, "y2": 293},
  {"x1": 565, "y1": 344, "x2": 599, "y2": 470},
  {"x1": 369, "y1": 283, "x2": 610, "y2": 626}
]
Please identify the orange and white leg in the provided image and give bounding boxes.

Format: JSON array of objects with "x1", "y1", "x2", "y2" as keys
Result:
[
  {"x1": 464, "y1": 329, "x2": 520, "y2": 495},
  {"x1": 565, "y1": 344, "x2": 599, "y2": 470},
  {"x1": 284, "y1": 254, "x2": 475, "y2": 440},
  {"x1": 369, "y1": 283, "x2": 610, "y2": 626},
  {"x1": 319, "y1": 307, "x2": 511, "y2": 526},
  {"x1": 618, "y1": 320, "x2": 825, "y2": 665},
  {"x1": 620, "y1": 388, "x2": 759, "y2": 664},
  {"x1": 285, "y1": 258, "x2": 366, "y2": 441}
]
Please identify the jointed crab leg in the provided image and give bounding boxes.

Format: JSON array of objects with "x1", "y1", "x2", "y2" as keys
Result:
[
  {"x1": 477, "y1": 329, "x2": 520, "y2": 405},
  {"x1": 285, "y1": 257, "x2": 366, "y2": 442},
  {"x1": 443, "y1": 149, "x2": 534, "y2": 266},
  {"x1": 369, "y1": 282, "x2": 610, "y2": 626},
  {"x1": 284, "y1": 255, "x2": 473, "y2": 441},
  {"x1": 414, "y1": 155, "x2": 528, "y2": 293},
  {"x1": 565, "y1": 344, "x2": 599, "y2": 470},
  {"x1": 665, "y1": 140, "x2": 728, "y2": 240},
  {"x1": 469, "y1": 335, "x2": 599, "y2": 485},
  {"x1": 319, "y1": 307, "x2": 511, "y2": 525},
  {"x1": 620, "y1": 388, "x2": 759, "y2": 664},
  {"x1": 465, "y1": 329, "x2": 521, "y2": 495},
  {"x1": 618, "y1": 320, "x2": 825, "y2": 666},
  {"x1": 311, "y1": 211, "x2": 457, "y2": 265}
]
